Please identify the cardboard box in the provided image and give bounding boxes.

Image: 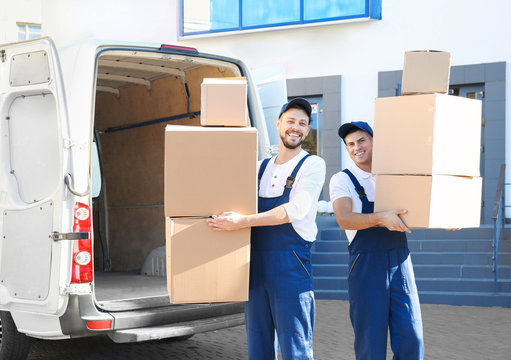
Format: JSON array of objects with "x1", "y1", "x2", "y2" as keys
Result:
[
  {"x1": 164, "y1": 125, "x2": 257, "y2": 217},
  {"x1": 401, "y1": 50, "x2": 451, "y2": 95},
  {"x1": 374, "y1": 175, "x2": 482, "y2": 229},
  {"x1": 372, "y1": 94, "x2": 482, "y2": 177},
  {"x1": 200, "y1": 77, "x2": 248, "y2": 126},
  {"x1": 166, "y1": 217, "x2": 250, "y2": 303}
]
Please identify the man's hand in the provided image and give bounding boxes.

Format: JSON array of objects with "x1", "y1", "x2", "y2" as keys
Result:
[
  {"x1": 206, "y1": 211, "x2": 248, "y2": 231},
  {"x1": 377, "y1": 210, "x2": 411, "y2": 233}
]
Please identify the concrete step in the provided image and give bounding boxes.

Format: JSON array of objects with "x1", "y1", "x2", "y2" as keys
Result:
[
  {"x1": 312, "y1": 264, "x2": 511, "y2": 280},
  {"x1": 409, "y1": 239, "x2": 511, "y2": 252},
  {"x1": 413, "y1": 264, "x2": 511, "y2": 279},
  {"x1": 314, "y1": 276, "x2": 511, "y2": 293},
  {"x1": 318, "y1": 225, "x2": 502, "y2": 241},
  {"x1": 417, "y1": 278, "x2": 511, "y2": 293},
  {"x1": 312, "y1": 252, "x2": 348, "y2": 264},
  {"x1": 314, "y1": 288, "x2": 511, "y2": 307},
  {"x1": 313, "y1": 264, "x2": 347, "y2": 277},
  {"x1": 314, "y1": 289, "x2": 349, "y2": 301},
  {"x1": 314, "y1": 276, "x2": 347, "y2": 290},
  {"x1": 410, "y1": 252, "x2": 511, "y2": 266},
  {"x1": 312, "y1": 239, "x2": 511, "y2": 252},
  {"x1": 312, "y1": 251, "x2": 511, "y2": 266},
  {"x1": 418, "y1": 291, "x2": 511, "y2": 307}
]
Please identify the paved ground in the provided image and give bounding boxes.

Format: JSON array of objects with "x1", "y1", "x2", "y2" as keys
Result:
[{"x1": 28, "y1": 300, "x2": 511, "y2": 359}]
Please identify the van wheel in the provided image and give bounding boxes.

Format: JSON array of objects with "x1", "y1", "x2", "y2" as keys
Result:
[{"x1": 0, "y1": 311, "x2": 32, "y2": 360}]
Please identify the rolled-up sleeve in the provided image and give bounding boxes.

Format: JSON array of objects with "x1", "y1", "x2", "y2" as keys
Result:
[{"x1": 282, "y1": 156, "x2": 326, "y2": 222}]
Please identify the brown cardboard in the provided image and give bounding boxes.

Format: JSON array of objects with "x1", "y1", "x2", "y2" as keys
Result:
[
  {"x1": 164, "y1": 125, "x2": 257, "y2": 217},
  {"x1": 166, "y1": 217, "x2": 250, "y2": 303},
  {"x1": 200, "y1": 77, "x2": 248, "y2": 127},
  {"x1": 401, "y1": 50, "x2": 451, "y2": 95},
  {"x1": 374, "y1": 175, "x2": 482, "y2": 229},
  {"x1": 372, "y1": 94, "x2": 482, "y2": 177}
]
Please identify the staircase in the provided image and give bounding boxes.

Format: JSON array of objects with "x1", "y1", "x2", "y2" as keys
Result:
[{"x1": 312, "y1": 216, "x2": 511, "y2": 307}]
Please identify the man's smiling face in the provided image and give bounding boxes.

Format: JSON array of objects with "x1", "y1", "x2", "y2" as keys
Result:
[
  {"x1": 276, "y1": 107, "x2": 311, "y2": 150},
  {"x1": 344, "y1": 130, "x2": 373, "y2": 170}
]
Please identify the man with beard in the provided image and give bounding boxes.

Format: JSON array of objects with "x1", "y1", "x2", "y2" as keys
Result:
[{"x1": 207, "y1": 98, "x2": 325, "y2": 360}]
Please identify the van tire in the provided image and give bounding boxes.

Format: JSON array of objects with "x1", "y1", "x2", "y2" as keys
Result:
[{"x1": 0, "y1": 311, "x2": 32, "y2": 360}]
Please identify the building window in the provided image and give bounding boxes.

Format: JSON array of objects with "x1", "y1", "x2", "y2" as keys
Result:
[
  {"x1": 181, "y1": 0, "x2": 381, "y2": 36},
  {"x1": 17, "y1": 23, "x2": 42, "y2": 41}
]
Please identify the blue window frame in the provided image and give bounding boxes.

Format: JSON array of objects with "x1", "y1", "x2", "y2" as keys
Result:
[{"x1": 181, "y1": 0, "x2": 381, "y2": 36}]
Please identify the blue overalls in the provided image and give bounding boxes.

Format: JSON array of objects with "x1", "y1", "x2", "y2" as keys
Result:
[
  {"x1": 343, "y1": 169, "x2": 424, "y2": 360},
  {"x1": 245, "y1": 154, "x2": 315, "y2": 360}
]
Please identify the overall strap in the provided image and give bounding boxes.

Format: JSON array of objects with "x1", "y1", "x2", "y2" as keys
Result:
[
  {"x1": 258, "y1": 158, "x2": 271, "y2": 182},
  {"x1": 283, "y1": 154, "x2": 313, "y2": 195},
  {"x1": 342, "y1": 169, "x2": 371, "y2": 210}
]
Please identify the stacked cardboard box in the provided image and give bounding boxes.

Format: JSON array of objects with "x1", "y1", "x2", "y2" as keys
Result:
[
  {"x1": 200, "y1": 78, "x2": 248, "y2": 127},
  {"x1": 373, "y1": 50, "x2": 483, "y2": 228},
  {"x1": 164, "y1": 78, "x2": 257, "y2": 303}
]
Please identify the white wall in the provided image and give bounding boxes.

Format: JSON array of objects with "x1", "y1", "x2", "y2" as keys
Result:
[
  {"x1": 40, "y1": 0, "x2": 180, "y2": 48},
  {"x1": 3, "y1": 0, "x2": 510, "y2": 216},
  {"x1": 0, "y1": 0, "x2": 41, "y2": 43},
  {"x1": 178, "y1": 0, "x2": 511, "y2": 216}
]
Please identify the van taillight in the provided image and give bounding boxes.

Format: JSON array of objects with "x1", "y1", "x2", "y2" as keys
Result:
[{"x1": 71, "y1": 203, "x2": 93, "y2": 283}]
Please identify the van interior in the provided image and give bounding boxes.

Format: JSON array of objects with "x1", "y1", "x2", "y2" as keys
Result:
[{"x1": 92, "y1": 49, "x2": 243, "y2": 311}]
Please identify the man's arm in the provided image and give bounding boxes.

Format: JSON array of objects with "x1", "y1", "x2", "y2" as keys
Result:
[
  {"x1": 333, "y1": 197, "x2": 411, "y2": 233},
  {"x1": 206, "y1": 206, "x2": 289, "y2": 231},
  {"x1": 208, "y1": 155, "x2": 325, "y2": 232}
]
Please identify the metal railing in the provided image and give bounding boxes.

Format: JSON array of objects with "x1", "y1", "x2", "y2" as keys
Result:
[{"x1": 492, "y1": 164, "x2": 506, "y2": 293}]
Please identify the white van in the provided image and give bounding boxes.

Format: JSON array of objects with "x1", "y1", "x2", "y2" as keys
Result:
[{"x1": 0, "y1": 37, "x2": 271, "y2": 359}]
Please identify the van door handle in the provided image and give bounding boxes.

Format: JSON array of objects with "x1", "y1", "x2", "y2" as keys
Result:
[
  {"x1": 52, "y1": 231, "x2": 89, "y2": 241},
  {"x1": 64, "y1": 173, "x2": 91, "y2": 197}
]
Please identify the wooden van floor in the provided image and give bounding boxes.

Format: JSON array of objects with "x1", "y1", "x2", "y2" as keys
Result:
[{"x1": 94, "y1": 272, "x2": 170, "y2": 311}]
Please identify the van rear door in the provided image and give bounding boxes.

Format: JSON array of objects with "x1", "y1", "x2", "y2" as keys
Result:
[{"x1": 0, "y1": 38, "x2": 69, "y2": 315}]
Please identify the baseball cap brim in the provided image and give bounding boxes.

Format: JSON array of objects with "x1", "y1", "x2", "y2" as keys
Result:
[{"x1": 338, "y1": 121, "x2": 374, "y2": 143}]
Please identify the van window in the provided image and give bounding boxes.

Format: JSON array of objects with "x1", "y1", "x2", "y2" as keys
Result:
[{"x1": 92, "y1": 138, "x2": 101, "y2": 198}]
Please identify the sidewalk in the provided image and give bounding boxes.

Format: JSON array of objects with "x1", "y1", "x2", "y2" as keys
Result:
[
  {"x1": 314, "y1": 300, "x2": 511, "y2": 360},
  {"x1": 27, "y1": 299, "x2": 511, "y2": 359}
]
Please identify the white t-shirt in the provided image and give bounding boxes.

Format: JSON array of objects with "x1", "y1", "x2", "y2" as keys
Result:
[
  {"x1": 329, "y1": 163, "x2": 375, "y2": 244},
  {"x1": 258, "y1": 149, "x2": 326, "y2": 242}
]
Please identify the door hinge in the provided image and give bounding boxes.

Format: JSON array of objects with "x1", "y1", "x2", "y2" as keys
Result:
[
  {"x1": 51, "y1": 231, "x2": 89, "y2": 241},
  {"x1": 480, "y1": 90, "x2": 485, "y2": 99},
  {"x1": 481, "y1": 145, "x2": 485, "y2": 153},
  {"x1": 0, "y1": 50, "x2": 6, "y2": 63}
]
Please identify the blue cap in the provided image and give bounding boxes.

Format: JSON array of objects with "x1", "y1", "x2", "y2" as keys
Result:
[
  {"x1": 279, "y1": 97, "x2": 312, "y2": 121},
  {"x1": 338, "y1": 121, "x2": 373, "y2": 143}
]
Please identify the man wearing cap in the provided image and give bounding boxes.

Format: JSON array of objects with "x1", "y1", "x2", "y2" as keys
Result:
[
  {"x1": 329, "y1": 121, "x2": 424, "y2": 360},
  {"x1": 207, "y1": 98, "x2": 325, "y2": 360}
]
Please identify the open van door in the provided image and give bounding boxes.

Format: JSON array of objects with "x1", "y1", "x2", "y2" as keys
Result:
[
  {"x1": 251, "y1": 64, "x2": 288, "y2": 155},
  {"x1": 0, "y1": 37, "x2": 69, "y2": 315}
]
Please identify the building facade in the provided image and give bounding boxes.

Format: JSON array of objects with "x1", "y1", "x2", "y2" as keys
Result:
[{"x1": 2, "y1": 0, "x2": 509, "y2": 221}]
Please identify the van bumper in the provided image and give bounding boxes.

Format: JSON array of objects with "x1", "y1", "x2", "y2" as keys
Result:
[
  {"x1": 59, "y1": 294, "x2": 245, "y2": 341},
  {"x1": 108, "y1": 312, "x2": 244, "y2": 343}
]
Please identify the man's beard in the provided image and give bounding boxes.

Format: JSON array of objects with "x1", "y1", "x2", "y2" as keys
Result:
[{"x1": 280, "y1": 134, "x2": 304, "y2": 150}]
